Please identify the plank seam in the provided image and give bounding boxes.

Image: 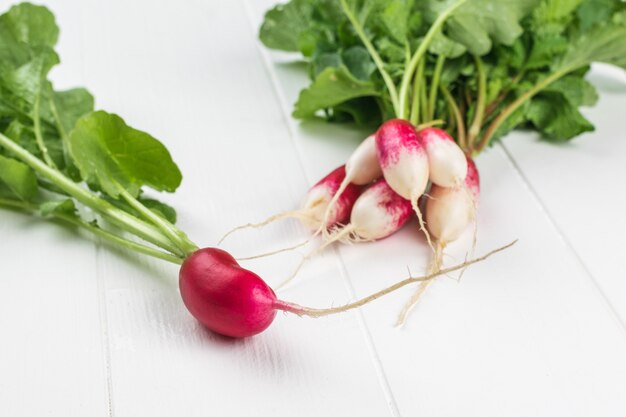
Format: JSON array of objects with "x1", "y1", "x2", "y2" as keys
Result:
[
  {"x1": 498, "y1": 142, "x2": 626, "y2": 339},
  {"x1": 95, "y1": 242, "x2": 115, "y2": 417}
]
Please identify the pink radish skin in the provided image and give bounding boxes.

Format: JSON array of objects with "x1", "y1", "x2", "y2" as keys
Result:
[
  {"x1": 418, "y1": 127, "x2": 468, "y2": 188},
  {"x1": 375, "y1": 119, "x2": 429, "y2": 201},
  {"x1": 350, "y1": 178, "x2": 413, "y2": 240},
  {"x1": 345, "y1": 135, "x2": 383, "y2": 185},
  {"x1": 300, "y1": 165, "x2": 362, "y2": 230},
  {"x1": 425, "y1": 158, "x2": 480, "y2": 243}
]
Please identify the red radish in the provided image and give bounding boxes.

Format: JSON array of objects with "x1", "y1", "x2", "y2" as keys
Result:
[
  {"x1": 179, "y1": 242, "x2": 511, "y2": 338},
  {"x1": 418, "y1": 127, "x2": 467, "y2": 188},
  {"x1": 375, "y1": 119, "x2": 433, "y2": 248},
  {"x1": 319, "y1": 135, "x2": 383, "y2": 236},
  {"x1": 396, "y1": 157, "x2": 480, "y2": 325},
  {"x1": 218, "y1": 165, "x2": 362, "y2": 245},
  {"x1": 180, "y1": 248, "x2": 279, "y2": 337},
  {"x1": 425, "y1": 157, "x2": 479, "y2": 243}
]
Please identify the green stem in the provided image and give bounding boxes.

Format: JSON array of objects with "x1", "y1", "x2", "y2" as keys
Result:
[
  {"x1": 0, "y1": 132, "x2": 185, "y2": 256},
  {"x1": 409, "y1": 60, "x2": 425, "y2": 125},
  {"x1": 467, "y1": 55, "x2": 486, "y2": 151},
  {"x1": 440, "y1": 84, "x2": 467, "y2": 152},
  {"x1": 419, "y1": 69, "x2": 428, "y2": 124},
  {"x1": 476, "y1": 69, "x2": 568, "y2": 154},
  {"x1": 339, "y1": 0, "x2": 400, "y2": 116},
  {"x1": 33, "y1": 93, "x2": 56, "y2": 168},
  {"x1": 0, "y1": 198, "x2": 183, "y2": 265},
  {"x1": 427, "y1": 55, "x2": 446, "y2": 122},
  {"x1": 115, "y1": 184, "x2": 197, "y2": 256},
  {"x1": 398, "y1": 0, "x2": 467, "y2": 119}
]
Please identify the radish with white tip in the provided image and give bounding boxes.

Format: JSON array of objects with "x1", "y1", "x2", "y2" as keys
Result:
[
  {"x1": 375, "y1": 119, "x2": 433, "y2": 250},
  {"x1": 397, "y1": 157, "x2": 480, "y2": 325},
  {"x1": 418, "y1": 127, "x2": 467, "y2": 187},
  {"x1": 319, "y1": 135, "x2": 383, "y2": 237}
]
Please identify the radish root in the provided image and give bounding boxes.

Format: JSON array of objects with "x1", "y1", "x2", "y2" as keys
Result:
[
  {"x1": 411, "y1": 197, "x2": 435, "y2": 253},
  {"x1": 276, "y1": 225, "x2": 355, "y2": 290},
  {"x1": 396, "y1": 241, "x2": 444, "y2": 326},
  {"x1": 235, "y1": 231, "x2": 319, "y2": 261},
  {"x1": 276, "y1": 240, "x2": 517, "y2": 317},
  {"x1": 217, "y1": 210, "x2": 316, "y2": 245}
]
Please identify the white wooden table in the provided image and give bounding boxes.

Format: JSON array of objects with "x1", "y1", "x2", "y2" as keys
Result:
[{"x1": 1, "y1": 1, "x2": 626, "y2": 416}]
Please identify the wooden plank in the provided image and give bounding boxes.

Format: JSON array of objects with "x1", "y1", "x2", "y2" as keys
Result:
[
  {"x1": 247, "y1": 1, "x2": 626, "y2": 415},
  {"x1": 0, "y1": 1, "x2": 109, "y2": 415},
  {"x1": 503, "y1": 64, "x2": 626, "y2": 325}
]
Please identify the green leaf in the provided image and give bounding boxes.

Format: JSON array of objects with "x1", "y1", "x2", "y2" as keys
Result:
[
  {"x1": 526, "y1": 92, "x2": 595, "y2": 141},
  {"x1": 259, "y1": 0, "x2": 315, "y2": 52},
  {"x1": 424, "y1": 0, "x2": 541, "y2": 55},
  {"x1": 429, "y1": 32, "x2": 466, "y2": 58},
  {"x1": 140, "y1": 198, "x2": 177, "y2": 224},
  {"x1": 68, "y1": 111, "x2": 182, "y2": 198},
  {"x1": 50, "y1": 88, "x2": 95, "y2": 135},
  {"x1": 543, "y1": 74, "x2": 598, "y2": 107},
  {"x1": 556, "y1": 12, "x2": 626, "y2": 71},
  {"x1": 40, "y1": 199, "x2": 77, "y2": 217},
  {"x1": 293, "y1": 66, "x2": 379, "y2": 119},
  {"x1": 0, "y1": 3, "x2": 59, "y2": 72},
  {"x1": 577, "y1": 0, "x2": 621, "y2": 31},
  {"x1": 379, "y1": 0, "x2": 416, "y2": 44},
  {"x1": 341, "y1": 46, "x2": 376, "y2": 80},
  {"x1": 0, "y1": 153, "x2": 38, "y2": 200},
  {"x1": 332, "y1": 96, "x2": 382, "y2": 125}
]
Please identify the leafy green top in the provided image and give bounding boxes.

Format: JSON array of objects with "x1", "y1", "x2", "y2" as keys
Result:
[
  {"x1": 0, "y1": 3, "x2": 195, "y2": 264},
  {"x1": 260, "y1": 0, "x2": 626, "y2": 150}
]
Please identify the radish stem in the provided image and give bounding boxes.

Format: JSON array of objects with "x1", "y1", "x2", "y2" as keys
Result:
[
  {"x1": 398, "y1": 0, "x2": 467, "y2": 120},
  {"x1": 0, "y1": 132, "x2": 185, "y2": 256},
  {"x1": 0, "y1": 198, "x2": 184, "y2": 264},
  {"x1": 339, "y1": 0, "x2": 400, "y2": 116}
]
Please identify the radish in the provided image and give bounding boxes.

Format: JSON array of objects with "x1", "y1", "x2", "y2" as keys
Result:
[
  {"x1": 375, "y1": 119, "x2": 433, "y2": 249},
  {"x1": 425, "y1": 157, "x2": 480, "y2": 244},
  {"x1": 218, "y1": 165, "x2": 362, "y2": 245},
  {"x1": 319, "y1": 135, "x2": 382, "y2": 237},
  {"x1": 279, "y1": 178, "x2": 413, "y2": 288},
  {"x1": 396, "y1": 157, "x2": 480, "y2": 325},
  {"x1": 418, "y1": 127, "x2": 467, "y2": 188},
  {"x1": 349, "y1": 178, "x2": 413, "y2": 241},
  {"x1": 179, "y1": 243, "x2": 511, "y2": 338}
]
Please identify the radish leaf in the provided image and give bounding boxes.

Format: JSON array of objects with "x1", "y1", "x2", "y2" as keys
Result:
[
  {"x1": 68, "y1": 111, "x2": 182, "y2": 198},
  {"x1": 0, "y1": 153, "x2": 38, "y2": 200},
  {"x1": 293, "y1": 66, "x2": 379, "y2": 119}
]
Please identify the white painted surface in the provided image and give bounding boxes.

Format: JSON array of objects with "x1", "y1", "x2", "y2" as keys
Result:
[{"x1": 0, "y1": 0, "x2": 625, "y2": 416}]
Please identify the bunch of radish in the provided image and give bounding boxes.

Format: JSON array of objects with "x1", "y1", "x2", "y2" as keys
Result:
[{"x1": 222, "y1": 119, "x2": 481, "y2": 321}]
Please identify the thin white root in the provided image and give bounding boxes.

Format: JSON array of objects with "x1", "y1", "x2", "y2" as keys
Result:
[
  {"x1": 235, "y1": 230, "x2": 320, "y2": 261},
  {"x1": 412, "y1": 197, "x2": 436, "y2": 253},
  {"x1": 396, "y1": 242, "x2": 444, "y2": 326},
  {"x1": 276, "y1": 225, "x2": 356, "y2": 290},
  {"x1": 217, "y1": 210, "x2": 315, "y2": 245},
  {"x1": 457, "y1": 184, "x2": 479, "y2": 282},
  {"x1": 278, "y1": 240, "x2": 517, "y2": 318}
]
